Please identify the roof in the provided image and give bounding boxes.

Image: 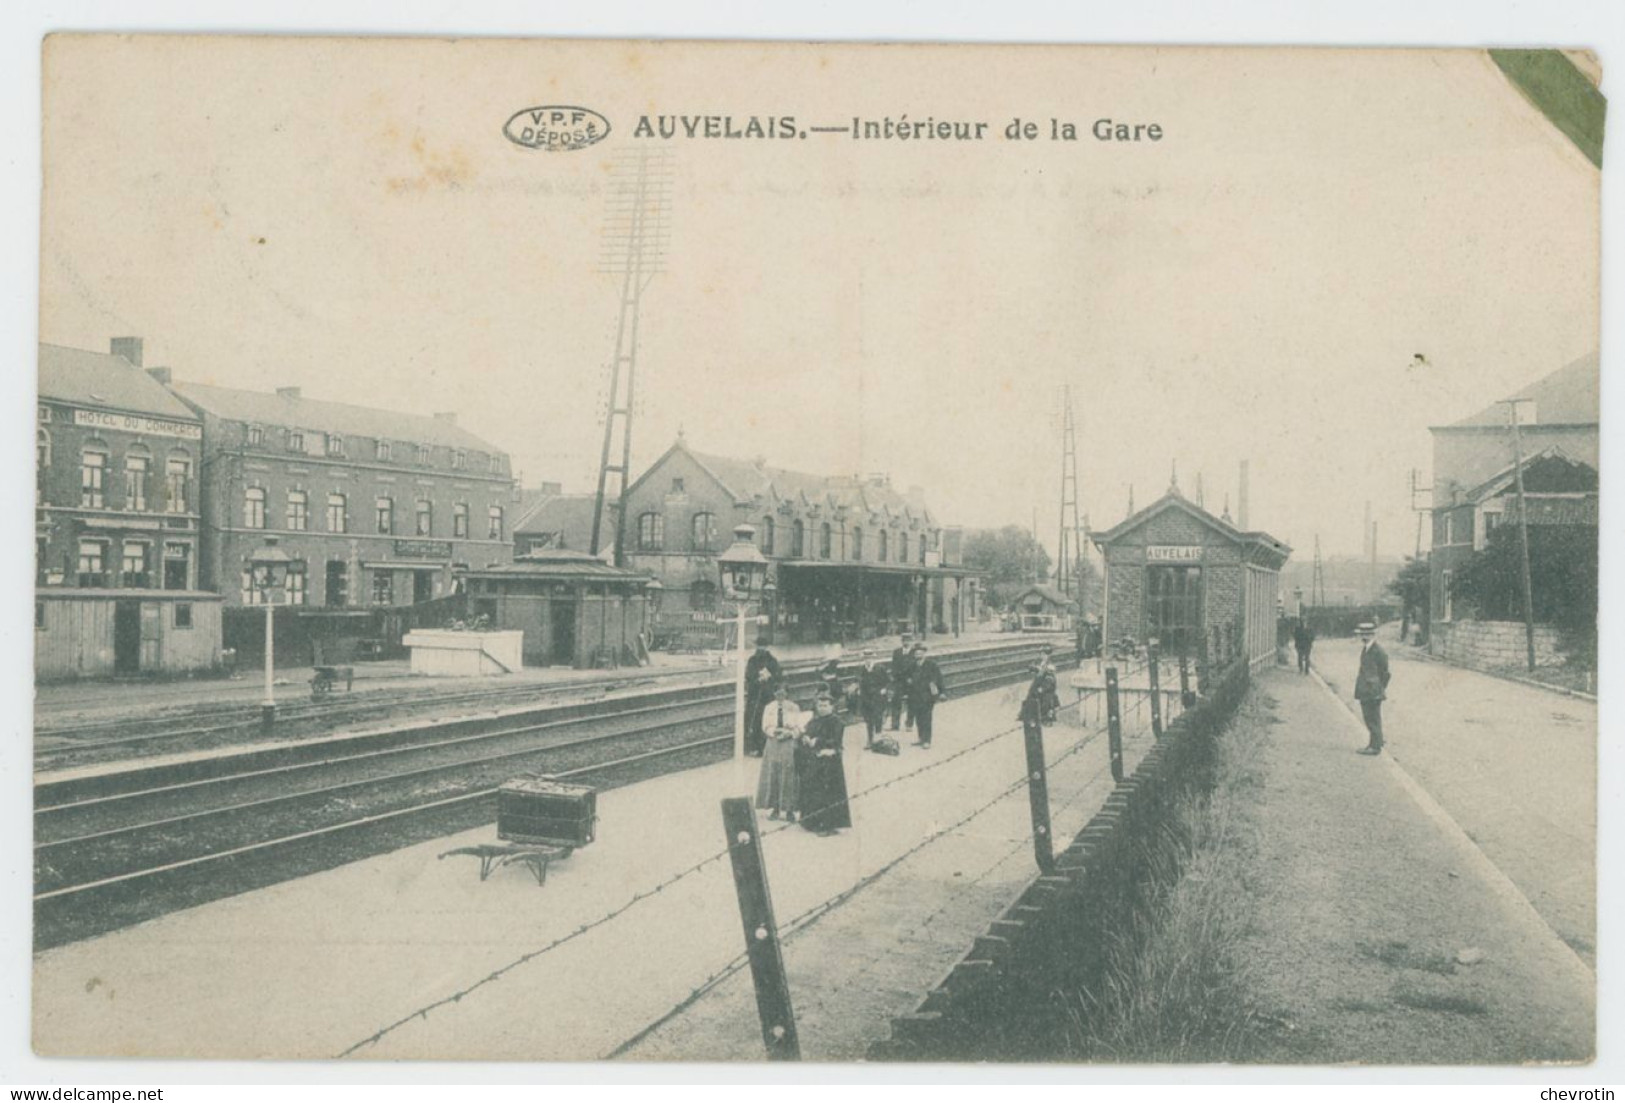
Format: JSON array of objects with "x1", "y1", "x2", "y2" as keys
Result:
[
  {"x1": 1460, "y1": 447, "x2": 1597, "y2": 503},
  {"x1": 1093, "y1": 491, "x2": 1292, "y2": 565},
  {"x1": 171, "y1": 381, "x2": 505, "y2": 454},
  {"x1": 1496, "y1": 496, "x2": 1599, "y2": 526},
  {"x1": 464, "y1": 550, "x2": 651, "y2": 582},
  {"x1": 639, "y1": 439, "x2": 936, "y2": 524},
  {"x1": 38, "y1": 343, "x2": 200, "y2": 421},
  {"x1": 1015, "y1": 584, "x2": 1077, "y2": 607},
  {"x1": 514, "y1": 492, "x2": 614, "y2": 546},
  {"x1": 1442, "y1": 352, "x2": 1599, "y2": 428}
]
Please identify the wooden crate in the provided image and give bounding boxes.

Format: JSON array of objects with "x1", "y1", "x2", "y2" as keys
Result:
[{"x1": 497, "y1": 776, "x2": 598, "y2": 847}]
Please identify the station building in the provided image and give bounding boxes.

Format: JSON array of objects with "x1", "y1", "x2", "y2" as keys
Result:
[
  {"x1": 172, "y1": 378, "x2": 517, "y2": 610},
  {"x1": 1093, "y1": 488, "x2": 1290, "y2": 669},
  {"x1": 35, "y1": 339, "x2": 221, "y2": 679},
  {"x1": 619, "y1": 438, "x2": 979, "y2": 644}
]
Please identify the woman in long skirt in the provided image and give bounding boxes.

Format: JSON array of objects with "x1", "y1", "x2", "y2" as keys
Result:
[
  {"x1": 755, "y1": 685, "x2": 804, "y2": 821},
  {"x1": 797, "y1": 694, "x2": 852, "y2": 835}
]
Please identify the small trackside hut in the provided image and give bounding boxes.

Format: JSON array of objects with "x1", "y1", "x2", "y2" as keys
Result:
[
  {"x1": 460, "y1": 550, "x2": 655, "y2": 669},
  {"x1": 1093, "y1": 489, "x2": 1290, "y2": 670}
]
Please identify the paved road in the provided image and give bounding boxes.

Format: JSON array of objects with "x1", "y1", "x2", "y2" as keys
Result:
[{"x1": 1310, "y1": 631, "x2": 1596, "y2": 967}]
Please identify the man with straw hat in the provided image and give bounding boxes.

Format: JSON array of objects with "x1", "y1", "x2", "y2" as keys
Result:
[{"x1": 1353, "y1": 621, "x2": 1391, "y2": 755}]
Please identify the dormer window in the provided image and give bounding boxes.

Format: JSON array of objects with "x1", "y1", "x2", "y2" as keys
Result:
[
  {"x1": 489, "y1": 454, "x2": 501, "y2": 474},
  {"x1": 327, "y1": 433, "x2": 345, "y2": 457},
  {"x1": 452, "y1": 449, "x2": 466, "y2": 469},
  {"x1": 248, "y1": 425, "x2": 264, "y2": 447},
  {"x1": 376, "y1": 439, "x2": 392, "y2": 462},
  {"x1": 288, "y1": 429, "x2": 305, "y2": 453},
  {"x1": 416, "y1": 445, "x2": 431, "y2": 465}
]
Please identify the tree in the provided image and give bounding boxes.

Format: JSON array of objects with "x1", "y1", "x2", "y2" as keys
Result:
[
  {"x1": 964, "y1": 526, "x2": 1053, "y2": 609},
  {"x1": 1387, "y1": 555, "x2": 1431, "y2": 645},
  {"x1": 1453, "y1": 523, "x2": 1597, "y2": 663}
]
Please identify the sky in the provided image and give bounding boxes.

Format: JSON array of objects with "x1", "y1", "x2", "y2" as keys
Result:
[{"x1": 37, "y1": 37, "x2": 1599, "y2": 560}]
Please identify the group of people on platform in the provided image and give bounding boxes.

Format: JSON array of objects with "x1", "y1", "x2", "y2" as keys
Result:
[{"x1": 745, "y1": 633, "x2": 951, "y2": 835}]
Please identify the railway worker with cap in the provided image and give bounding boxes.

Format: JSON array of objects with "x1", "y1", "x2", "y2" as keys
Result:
[
  {"x1": 1353, "y1": 621, "x2": 1391, "y2": 756},
  {"x1": 755, "y1": 683, "x2": 806, "y2": 822},
  {"x1": 856, "y1": 648, "x2": 890, "y2": 748},
  {"x1": 743, "y1": 640, "x2": 782, "y2": 757},
  {"x1": 888, "y1": 633, "x2": 917, "y2": 732},
  {"x1": 908, "y1": 642, "x2": 946, "y2": 749},
  {"x1": 796, "y1": 689, "x2": 852, "y2": 836}
]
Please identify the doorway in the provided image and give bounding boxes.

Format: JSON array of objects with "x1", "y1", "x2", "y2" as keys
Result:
[
  {"x1": 550, "y1": 602, "x2": 577, "y2": 666},
  {"x1": 412, "y1": 570, "x2": 434, "y2": 605},
  {"x1": 113, "y1": 599, "x2": 141, "y2": 674}
]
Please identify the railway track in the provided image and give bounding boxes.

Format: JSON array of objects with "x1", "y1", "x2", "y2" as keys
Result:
[{"x1": 34, "y1": 640, "x2": 1068, "y2": 951}]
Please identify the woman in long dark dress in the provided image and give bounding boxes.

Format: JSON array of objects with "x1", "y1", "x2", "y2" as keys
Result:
[{"x1": 796, "y1": 694, "x2": 852, "y2": 835}]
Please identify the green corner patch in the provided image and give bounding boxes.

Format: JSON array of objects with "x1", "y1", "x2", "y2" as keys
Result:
[{"x1": 1489, "y1": 49, "x2": 1606, "y2": 169}]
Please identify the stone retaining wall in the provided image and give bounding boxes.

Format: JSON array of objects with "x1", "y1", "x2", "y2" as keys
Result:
[{"x1": 1430, "y1": 619, "x2": 1567, "y2": 671}]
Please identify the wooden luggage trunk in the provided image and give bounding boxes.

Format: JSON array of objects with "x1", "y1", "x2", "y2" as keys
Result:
[{"x1": 497, "y1": 776, "x2": 598, "y2": 847}]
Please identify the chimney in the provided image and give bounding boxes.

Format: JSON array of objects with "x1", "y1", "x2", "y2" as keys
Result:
[
  {"x1": 110, "y1": 337, "x2": 143, "y2": 367},
  {"x1": 276, "y1": 386, "x2": 302, "y2": 400},
  {"x1": 147, "y1": 367, "x2": 172, "y2": 385},
  {"x1": 1238, "y1": 459, "x2": 1250, "y2": 528},
  {"x1": 434, "y1": 412, "x2": 458, "y2": 425}
]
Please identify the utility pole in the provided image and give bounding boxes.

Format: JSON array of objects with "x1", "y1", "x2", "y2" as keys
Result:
[
  {"x1": 590, "y1": 147, "x2": 673, "y2": 564},
  {"x1": 1499, "y1": 399, "x2": 1539, "y2": 672},
  {"x1": 1311, "y1": 535, "x2": 1327, "y2": 609},
  {"x1": 1408, "y1": 468, "x2": 1432, "y2": 560},
  {"x1": 1055, "y1": 385, "x2": 1084, "y2": 601}
]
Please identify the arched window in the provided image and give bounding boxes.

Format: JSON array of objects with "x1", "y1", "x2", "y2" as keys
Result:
[
  {"x1": 638, "y1": 511, "x2": 664, "y2": 551},
  {"x1": 243, "y1": 486, "x2": 266, "y2": 529},
  {"x1": 286, "y1": 489, "x2": 309, "y2": 531},
  {"x1": 165, "y1": 450, "x2": 191, "y2": 513},
  {"x1": 123, "y1": 446, "x2": 152, "y2": 511},
  {"x1": 121, "y1": 540, "x2": 151, "y2": 588},
  {"x1": 760, "y1": 516, "x2": 775, "y2": 555},
  {"x1": 415, "y1": 499, "x2": 434, "y2": 536},
  {"x1": 690, "y1": 579, "x2": 718, "y2": 613},
  {"x1": 791, "y1": 519, "x2": 805, "y2": 558},
  {"x1": 327, "y1": 492, "x2": 348, "y2": 534},
  {"x1": 919, "y1": 534, "x2": 928, "y2": 564},
  {"x1": 852, "y1": 526, "x2": 864, "y2": 561},
  {"x1": 900, "y1": 532, "x2": 910, "y2": 565},
  {"x1": 80, "y1": 443, "x2": 108, "y2": 509},
  {"x1": 878, "y1": 528, "x2": 889, "y2": 562},
  {"x1": 819, "y1": 522, "x2": 832, "y2": 559},
  {"x1": 691, "y1": 511, "x2": 716, "y2": 553},
  {"x1": 375, "y1": 496, "x2": 394, "y2": 534},
  {"x1": 488, "y1": 505, "x2": 504, "y2": 540}
]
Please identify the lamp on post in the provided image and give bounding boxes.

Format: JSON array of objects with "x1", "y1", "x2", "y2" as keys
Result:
[
  {"x1": 249, "y1": 537, "x2": 295, "y2": 730},
  {"x1": 717, "y1": 524, "x2": 769, "y2": 780}
]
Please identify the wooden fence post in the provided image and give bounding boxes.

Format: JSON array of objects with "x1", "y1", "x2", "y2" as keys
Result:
[
  {"x1": 1179, "y1": 649, "x2": 1194, "y2": 709},
  {"x1": 1022, "y1": 713, "x2": 1056, "y2": 873},
  {"x1": 1105, "y1": 666, "x2": 1124, "y2": 782},
  {"x1": 1147, "y1": 642, "x2": 1163, "y2": 738},
  {"x1": 721, "y1": 797, "x2": 801, "y2": 1061}
]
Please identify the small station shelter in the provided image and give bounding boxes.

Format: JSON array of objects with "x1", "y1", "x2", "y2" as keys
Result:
[
  {"x1": 1092, "y1": 490, "x2": 1290, "y2": 669},
  {"x1": 460, "y1": 551, "x2": 655, "y2": 669},
  {"x1": 1010, "y1": 584, "x2": 1078, "y2": 631}
]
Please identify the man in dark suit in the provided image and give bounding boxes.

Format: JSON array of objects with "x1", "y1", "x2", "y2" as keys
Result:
[
  {"x1": 909, "y1": 642, "x2": 946, "y2": 749},
  {"x1": 743, "y1": 642, "x2": 782, "y2": 756},
  {"x1": 1353, "y1": 622, "x2": 1391, "y2": 755},
  {"x1": 1292, "y1": 619, "x2": 1315, "y2": 675},
  {"x1": 888, "y1": 633, "x2": 916, "y2": 732}
]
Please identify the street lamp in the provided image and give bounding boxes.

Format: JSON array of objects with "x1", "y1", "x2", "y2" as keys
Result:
[
  {"x1": 249, "y1": 537, "x2": 294, "y2": 729},
  {"x1": 717, "y1": 523, "x2": 769, "y2": 777}
]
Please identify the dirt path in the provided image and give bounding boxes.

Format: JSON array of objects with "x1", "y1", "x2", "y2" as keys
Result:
[{"x1": 1230, "y1": 667, "x2": 1593, "y2": 1064}]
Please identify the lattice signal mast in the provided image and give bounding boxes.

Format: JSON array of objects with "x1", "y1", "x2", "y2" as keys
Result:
[
  {"x1": 1311, "y1": 534, "x2": 1328, "y2": 609},
  {"x1": 1054, "y1": 385, "x2": 1086, "y2": 601},
  {"x1": 590, "y1": 147, "x2": 674, "y2": 565}
]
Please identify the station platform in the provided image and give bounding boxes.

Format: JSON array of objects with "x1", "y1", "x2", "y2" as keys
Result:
[
  {"x1": 34, "y1": 625, "x2": 1039, "y2": 731},
  {"x1": 32, "y1": 665, "x2": 1158, "y2": 1062}
]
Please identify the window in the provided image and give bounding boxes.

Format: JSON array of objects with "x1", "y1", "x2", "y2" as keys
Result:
[
  {"x1": 285, "y1": 566, "x2": 307, "y2": 606},
  {"x1": 1445, "y1": 513, "x2": 1455, "y2": 545},
  {"x1": 80, "y1": 447, "x2": 107, "y2": 508},
  {"x1": 242, "y1": 564, "x2": 281, "y2": 605},
  {"x1": 77, "y1": 540, "x2": 106, "y2": 586},
  {"x1": 638, "y1": 511, "x2": 664, "y2": 551},
  {"x1": 121, "y1": 541, "x2": 149, "y2": 588},
  {"x1": 453, "y1": 502, "x2": 469, "y2": 538},
  {"x1": 452, "y1": 449, "x2": 466, "y2": 469},
  {"x1": 376, "y1": 439, "x2": 392, "y2": 461},
  {"x1": 852, "y1": 526, "x2": 864, "y2": 561},
  {"x1": 1146, "y1": 565, "x2": 1204, "y2": 655},
  {"x1": 123, "y1": 449, "x2": 151, "y2": 511},
  {"x1": 371, "y1": 571, "x2": 394, "y2": 606},
  {"x1": 326, "y1": 560, "x2": 349, "y2": 607},
  {"x1": 489, "y1": 454, "x2": 501, "y2": 474},
  {"x1": 819, "y1": 522, "x2": 832, "y2": 559},
  {"x1": 791, "y1": 520, "x2": 805, "y2": 558},
  {"x1": 327, "y1": 492, "x2": 348, "y2": 533},
  {"x1": 879, "y1": 529, "x2": 889, "y2": 562},
  {"x1": 690, "y1": 579, "x2": 718, "y2": 613},
  {"x1": 327, "y1": 433, "x2": 345, "y2": 457},
  {"x1": 671, "y1": 477, "x2": 686, "y2": 494},
  {"x1": 36, "y1": 430, "x2": 50, "y2": 504},
  {"x1": 900, "y1": 532, "x2": 910, "y2": 564},
  {"x1": 1441, "y1": 568, "x2": 1454, "y2": 622},
  {"x1": 248, "y1": 425, "x2": 264, "y2": 446},
  {"x1": 691, "y1": 511, "x2": 716, "y2": 553},
  {"x1": 166, "y1": 453, "x2": 191, "y2": 513},
  {"x1": 36, "y1": 601, "x2": 45, "y2": 630},
  {"x1": 376, "y1": 496, "x2": 394, "y2": 534},
  {"x1": 416, "y1": 445, "x2": 431, "y2": 465},
  {"x1": 761, "y1": 516, "x2": 775, "y2": 555},
  {"x1": 174, "y1": 602, "x2": 193, "y2": 629},
  {"x1": 487, "y1": 505, "x2": 504, "y2": 541},
  {"x1": 286, "y1": 490, "x2": 309, "y2": 531},
  {"x1": 241, "y1": 566, "x2": 258, "y2": 605},
  {"x1": 415, "y1": 499, "x2": 434, "y2": 537},
  {"x1": 289, "y1": 429, "x2": 305, "y2": 453},
  {"x1": 920, "y1": 535, "x2": 928, "y2": 564},
  {"x1": 244, "y1": 487, "x2": 267, "y2": 529}
]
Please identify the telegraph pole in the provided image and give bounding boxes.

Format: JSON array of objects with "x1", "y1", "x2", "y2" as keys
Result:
[
  {"x1": 1055, "y1": 385, "x2": 1084, "y2": 601},
  {"x1": 1499, "y1": 399, "x2": 1539, "y2": 672}
]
